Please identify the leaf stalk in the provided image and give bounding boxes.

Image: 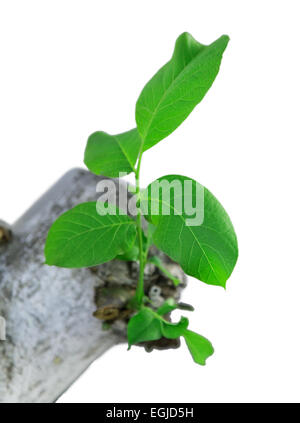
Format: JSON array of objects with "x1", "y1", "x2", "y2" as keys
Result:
[{"x1": 134, "y1": 150, "x2": 145, "y2": 307}]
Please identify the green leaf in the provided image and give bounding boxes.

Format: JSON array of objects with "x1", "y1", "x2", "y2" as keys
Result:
[
  {"x1": 84, "y1": 128, "x2": 141, "y2": 177},
  {"x1": 116, "y1": 244, "x2": 139, "y2": 261},
  {"x1": 183, "y1": 329, "x2": 214, "y2": 365},
  {"x1": 148, "y1": 255, "x2": 181, "y2": 286},
  {"x1": 128, "y1": 307, "x2": 213, "y2": 366},
  {"x1": 127, "y1": 308, "x2": 162, "y2": 348},
  {"x1": 128, "y1": 307, "x2": 189, "y2": 347},
  {"x1": 45, "y1": 202, "x2": 136, "y2": 268},
  {"x1": 161, "y1": 316, "x2": 189, "y2": 339},
  {"x1": 116, "y1": 229, "x2": 147, "y2": 261},
  {"x1": 156, "y1": 298, "x2": 178, "y2": 315},
  {"x1": 136, "y1": 32, "x2": 229, "y2": 151},
  {"x1": 145, "y1": 222, "x2": 156, "y2": 250},
  {"x1": 141, "y1": 175, "x2": 238, "y2": 288}
]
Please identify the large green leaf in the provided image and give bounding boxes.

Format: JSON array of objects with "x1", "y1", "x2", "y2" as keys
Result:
[
  {"x1": 183, "y1": 329, "x2": 214, "y2": 365},
  {"x1": 84, "y1": 128, "x2": 141, "y2": 177},
  {"x1": 45, "y1": 202, "x2": 136, "y2": 268},
  {"x1": 140, "y1": 175, "x2": 238, "y2": 287},
  {"x1": 136, "y1": 32, "x2": 229, "y2": 151}
]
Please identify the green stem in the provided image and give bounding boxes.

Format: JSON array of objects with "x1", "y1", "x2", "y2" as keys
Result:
[{"x1": 134, "y1": 152, "x2": 145, "y2": 306}]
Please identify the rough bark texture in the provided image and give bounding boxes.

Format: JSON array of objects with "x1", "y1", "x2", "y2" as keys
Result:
[{"x1": 0, "y1": 169, "x2": 186, "y2": 403}]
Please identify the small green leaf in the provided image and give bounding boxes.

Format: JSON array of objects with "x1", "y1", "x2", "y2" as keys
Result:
[
  {"x1": 116, "y1": 229, "x2": 147, "y2": 261},
  {"x1": 145, "y1": 222, "x2": 156, "y2": 249},
  {"x1": 148, "y1": 255, "x2": 181, "y2": 286},
  {"x1": 156, "y1": 298, "x2": 178, "y2": 315},
  {"x1": 161, "y1": 316, "x2": 189, "y2": 339},
  {"x1": 127, "y1": 308, "x2": 162, "y2": 348},
  {"x1": 116, "y1": 244, "x2": 139, "y2": 261},
  {"x1": 183, "y1": 329, "x2": 214, "y2": 365},
  {"x1": 136, "y1": 32, "x2": 229, "y2": 151},
  {"x1": 45, "y1": 202, "x2": 136, "y2": 268},
  {"x1": 128, "y1": 307, "x2": 213, "y2": 366},
  {"x1": 84, "y1": 128, "x2": 141, "y2": 177},
  {"x1": 141, "y1": 175, "x2": 238, "y2": 288}
]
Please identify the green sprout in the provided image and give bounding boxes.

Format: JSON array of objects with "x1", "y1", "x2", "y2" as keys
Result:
[{"x1": 44, "y1": 32, "x2": 238, "y2": 365}]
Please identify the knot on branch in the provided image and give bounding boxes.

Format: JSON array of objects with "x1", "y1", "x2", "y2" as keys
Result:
[
  {"x1": 0, "y1": 220, "x2": 12, "y2": 244},
  {"x1": 92, "y1": 254, "x2": 186, "y2": 352},
  {"x1": 93, "y1": 305, "x2": 132, "y2": 322}
]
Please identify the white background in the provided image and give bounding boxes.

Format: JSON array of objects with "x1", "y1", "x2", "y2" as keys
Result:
[{"x1": 1, "y1": 0, "x2": 300, "y2": 403}]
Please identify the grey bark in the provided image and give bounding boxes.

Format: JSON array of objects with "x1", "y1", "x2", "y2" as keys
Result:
[{"x1": 0, "y1": 169, "x2": 186, "y2": 403}]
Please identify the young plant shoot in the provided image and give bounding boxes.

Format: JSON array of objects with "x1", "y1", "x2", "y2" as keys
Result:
[{"x1": 44, "y1": 32, "x2": 238, "y2": 365}]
